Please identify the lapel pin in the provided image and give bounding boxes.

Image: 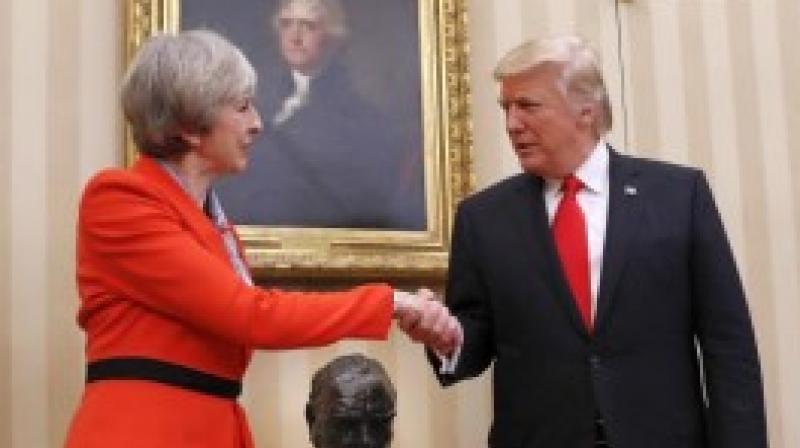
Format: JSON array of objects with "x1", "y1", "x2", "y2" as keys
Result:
[{"x1": 624, "y1": 185, "x2": 638, "y2": 196}]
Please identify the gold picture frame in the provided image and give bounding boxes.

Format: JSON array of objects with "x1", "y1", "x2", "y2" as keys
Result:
[{"x1": 124, "y1": 0, "x2": 473, "y2": 280}]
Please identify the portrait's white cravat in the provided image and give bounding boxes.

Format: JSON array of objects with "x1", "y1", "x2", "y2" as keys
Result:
[{"x1": 273, "y1": 71, "x2": 311, "y2": 126}]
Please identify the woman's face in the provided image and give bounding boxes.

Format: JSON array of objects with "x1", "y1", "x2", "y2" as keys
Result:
[{"x1": 193, "y1": 97, "x2": 263, "y2": 175}]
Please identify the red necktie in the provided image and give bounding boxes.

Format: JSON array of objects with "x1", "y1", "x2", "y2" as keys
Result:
[{"x1": 552, "y1": 175, "x2": 591, "y2": 330}]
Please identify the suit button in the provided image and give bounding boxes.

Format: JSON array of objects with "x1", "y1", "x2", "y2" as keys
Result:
[{"x1": 589, "y1": 356, "x2": 602, "y2": 380}]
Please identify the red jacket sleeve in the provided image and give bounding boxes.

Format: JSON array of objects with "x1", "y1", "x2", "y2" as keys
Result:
[{"x1": 77, "y1": 171, "x2": 393, "y2": 349}]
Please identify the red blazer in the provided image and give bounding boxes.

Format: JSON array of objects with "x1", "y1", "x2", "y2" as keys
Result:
[{"x1": 65, "y1": 156, "x2": 393, "y2": 447}]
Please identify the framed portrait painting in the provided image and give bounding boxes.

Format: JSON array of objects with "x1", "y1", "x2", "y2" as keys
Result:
[{"x1": 124, "y1": 0, "x2": 472, "y2": 279}]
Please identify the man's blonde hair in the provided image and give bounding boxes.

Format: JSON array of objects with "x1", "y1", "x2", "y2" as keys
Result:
[{"x1": 494, "y1": 35, "x2": 612, "y2": 136}]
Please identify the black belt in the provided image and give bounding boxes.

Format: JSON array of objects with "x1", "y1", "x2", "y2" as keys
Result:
[{"x1": 87, "y1": 357, "x2": 241, "y2": 400}]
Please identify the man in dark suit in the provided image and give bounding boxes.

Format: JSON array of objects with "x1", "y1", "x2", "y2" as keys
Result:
[
  {"x1": 408, "y1": 35, "x2": 767, "y2": 447},
  {"x1": 217, "y1": 0, "x2": 424, "y2": 229}
]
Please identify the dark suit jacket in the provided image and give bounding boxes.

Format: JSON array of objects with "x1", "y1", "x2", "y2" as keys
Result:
[{"x1": 432, "y1": 149, "x2": 767, "y2": 448}]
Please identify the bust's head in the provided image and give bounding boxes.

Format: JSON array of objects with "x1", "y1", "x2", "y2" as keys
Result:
[{"x1": 306, "y1": 354, "x2": 396, "y2": 448}]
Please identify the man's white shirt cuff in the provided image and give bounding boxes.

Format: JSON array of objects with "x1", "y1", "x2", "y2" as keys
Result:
[{"x1": 436, "y1": 343, "x2": 462, "y2": 374}]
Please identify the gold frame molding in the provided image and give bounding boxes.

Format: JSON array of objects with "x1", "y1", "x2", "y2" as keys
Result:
[{"x1": 124, "y1": 0, "x2": 473, "y2": 280}]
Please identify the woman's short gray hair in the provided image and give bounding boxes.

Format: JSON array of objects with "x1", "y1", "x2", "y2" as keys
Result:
[
  {"x1": 121, "y1": 29, "x2": 257, "y2": 159},
  {"x1": 493, "y1": 35, "x2": 612, "y2": 136},
  {"x1": 273, "y1": 0, "x2": 348, "y2": 40}
]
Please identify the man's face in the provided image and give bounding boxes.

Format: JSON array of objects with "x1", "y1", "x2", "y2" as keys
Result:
[
  {"x1": 311, "y1": 373, "x2": 395, "y2": 448},
  {"x1": 499, "y1": 64, "x2": 596, "y2": 179},
  {"x1": 276, "y1": 2, "x2": 329, "y2": 74}
]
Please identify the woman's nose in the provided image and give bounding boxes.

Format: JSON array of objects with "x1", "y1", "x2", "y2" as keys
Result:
[{"x1": 249, "y1": 108, "x2": 263, "y2": 135}]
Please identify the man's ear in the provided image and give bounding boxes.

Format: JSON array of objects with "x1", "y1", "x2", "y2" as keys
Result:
[{"x1": 575, "y1": 102, "x2": 598, "y2": 132}]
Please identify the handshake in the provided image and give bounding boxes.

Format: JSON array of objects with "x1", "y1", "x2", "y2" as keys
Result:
[{"x1": 393, "y1": 289, "x2": 463, "y2": 357}]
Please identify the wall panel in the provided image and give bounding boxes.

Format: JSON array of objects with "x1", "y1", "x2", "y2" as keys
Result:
[
  {"x1": 10, "y1": 0, "x2": 50, "y2": 446},
  {"x1": 46, "y1": 0, "x2": 83, "y2": 442},
  {"x1": 748, "y1": 1, "x2": 800, "y2": 445},
  {"x1": 0, "y1": 0, "x2": 13, "y2": 444},
  {"x1": 617, "y1": 1, "x2": 800, "y2": 445}
]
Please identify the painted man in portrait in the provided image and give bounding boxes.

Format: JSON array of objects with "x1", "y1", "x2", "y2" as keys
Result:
[{"x1": 217, "y1": 0, "x2": 425, "y2": 230}]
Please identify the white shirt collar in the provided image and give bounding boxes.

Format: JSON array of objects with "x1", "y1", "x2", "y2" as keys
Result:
[
  {"x1": 544, "y1": 140, "x2": 609, "y2": 194},
  {"x1": 575, "y1": 140, "x2": 609, "y2": 194}
]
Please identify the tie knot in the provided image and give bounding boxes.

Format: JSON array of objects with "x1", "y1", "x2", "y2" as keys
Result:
[{"x1": 561, "y1": 175, "x2": 583, "y2": 195}]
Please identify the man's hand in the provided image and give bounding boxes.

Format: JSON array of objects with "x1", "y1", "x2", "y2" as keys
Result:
[{"x1": 394, "y1": 288, "x2": 463, "y2": 356}]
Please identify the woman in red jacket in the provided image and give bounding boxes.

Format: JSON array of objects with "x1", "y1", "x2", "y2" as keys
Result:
[{"x1": 64, "y1": 29, "x2": 461, "y2": 448}]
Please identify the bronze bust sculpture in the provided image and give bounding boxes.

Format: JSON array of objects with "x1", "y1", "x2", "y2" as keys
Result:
[{"x1": 306, "y1": 354, "x2": 396, "y2": 448}]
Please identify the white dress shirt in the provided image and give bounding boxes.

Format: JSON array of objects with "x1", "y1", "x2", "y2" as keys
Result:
[{"x1": 543, "y1": 141, "x2": 609, "y2": 322}]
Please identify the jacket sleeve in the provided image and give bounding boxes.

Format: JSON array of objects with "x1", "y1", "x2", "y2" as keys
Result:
[
  {"x1": 77, "y1": 173, "x2": 393, "y2": 349},
  {"x1": 689, "y1": 172, "x2": 768, "y2": 448},
  {"x1": 430, "y1": 203, "x2": 495, "y2": 385}
]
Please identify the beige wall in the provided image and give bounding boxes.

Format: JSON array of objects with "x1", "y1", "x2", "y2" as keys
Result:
[
  {"x1": 1, "y1": 0, "x2": 798, "y2": 447},
  {"x1": 617, "y1": 2, "x2": 800, "y2": 446},
  {"x1": 1, "y1": 1, "x2": 121, "y2": 446}
]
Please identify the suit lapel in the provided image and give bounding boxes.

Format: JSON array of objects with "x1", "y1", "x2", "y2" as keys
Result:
[
  {"x1": 132, "y1": 157, "x2": 230, "y2": 260},
  {"x1": 510, "y1": 175, "x2": 590, "y2": 337},
  {"x1": 595, "y1": 149, "x2": 643, "y2": 332}
]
